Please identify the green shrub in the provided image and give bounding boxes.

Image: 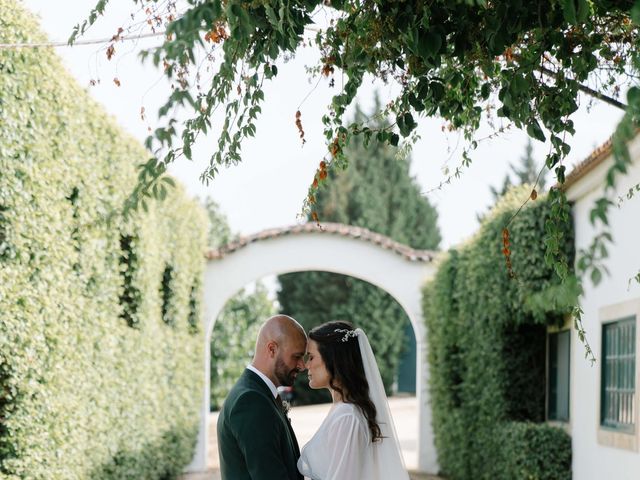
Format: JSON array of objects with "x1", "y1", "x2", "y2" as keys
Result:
[
  {"x1": 0, "y1": 2, "x2": 208, "y2": 478},
  {"x1": 495, "y1": 422, "x2": 572, "y2": 480},
  {"x1": 423, "y1": 186, "x2": 574, "y2": 479},
  {"x1": 210, "y1": 282, "x2": 275, "y2": 410}
]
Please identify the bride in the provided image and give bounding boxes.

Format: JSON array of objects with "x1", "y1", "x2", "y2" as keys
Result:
[{"x1": 297, "y1": 321, "x2": 409, "y2": 480}]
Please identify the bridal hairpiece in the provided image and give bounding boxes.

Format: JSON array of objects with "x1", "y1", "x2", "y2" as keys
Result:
[{"x1": 334, "y1": 328, "x2": 359, "y2": 342}]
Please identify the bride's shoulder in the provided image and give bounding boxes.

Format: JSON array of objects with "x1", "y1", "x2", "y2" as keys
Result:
[
  {"x1": 326, "y1": 402, "x2": 370, "y2": 440},
  {"x1": 332, "y1": 401, "x2": 358, "y2": 414},
  {"x1": 329, "y1": 402, "x2": 366, "y2": 423}
]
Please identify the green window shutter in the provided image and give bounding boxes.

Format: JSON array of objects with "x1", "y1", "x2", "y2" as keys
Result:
[
  {"x1": 548, "y1": 330, "x2": 571, "y2": 421},
  {"x1": 601, "y1": 316, "x2": 636, "y2": 432}
]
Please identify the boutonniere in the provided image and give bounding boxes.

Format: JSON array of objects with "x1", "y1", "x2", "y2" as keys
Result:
[{"x1": 281, "y1": 400, "x2": 291, "y2": 421}]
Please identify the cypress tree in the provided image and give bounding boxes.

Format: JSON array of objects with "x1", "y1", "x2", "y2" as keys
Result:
[{"x1": 277, "y1": 101, "x2": 440, "y2": 403}]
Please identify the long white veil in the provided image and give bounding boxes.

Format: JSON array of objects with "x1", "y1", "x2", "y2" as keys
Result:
[{"x1": 356, "y1": 328, "x2": 410, "y2": 479}]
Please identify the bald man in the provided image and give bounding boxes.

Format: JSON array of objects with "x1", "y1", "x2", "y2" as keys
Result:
[{"x1": 217, "y1": 315, "x2": 307, "y2": 480}]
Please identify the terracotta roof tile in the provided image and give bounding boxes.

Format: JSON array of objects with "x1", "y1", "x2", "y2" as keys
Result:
[
  {"x1": 206, "y1": 223, "x2": 436, "y2": 263},
  {"x1": 562, "y1": 128, "x2": 639, "y2": 191},
  {"x1": 561, "y1": 136, "x2": 614, "y2": 191}
]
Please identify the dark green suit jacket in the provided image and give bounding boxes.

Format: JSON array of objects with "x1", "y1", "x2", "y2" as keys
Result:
[{"x1": 217, "y1": 369, "x2": 303, "y2": 480}]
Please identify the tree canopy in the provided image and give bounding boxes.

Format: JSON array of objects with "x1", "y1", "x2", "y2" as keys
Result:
[{"x1": 73, "y1": 0, "x2": 640, "y2": 323}]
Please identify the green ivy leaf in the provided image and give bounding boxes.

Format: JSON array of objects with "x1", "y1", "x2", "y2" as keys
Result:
[
  {"x1": 397, "y1": 112, "x2": 416, "y2": 137},
  {"x1": 576, "y1": 0, "x2": 590, "y2": 22},
  {"x1": 631, "y1": 1, "x2": 640, "y2": 24},
  {"x1": 628, "y1": 86, "x2": 640, "y2": 105},
  {"x1": 418, "y1": 30, "x2": 442, "y2": 60},
  {"x1": 560, "y1": 0, "x2": 578, "y2": 25},
  {"x1": 526, "y1": 120, "x2": 546, "y2": 142}
]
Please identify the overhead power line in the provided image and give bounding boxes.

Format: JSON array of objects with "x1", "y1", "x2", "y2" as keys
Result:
[{"x1": 0, "y1": 30, "x2": 166, "y2": 49}]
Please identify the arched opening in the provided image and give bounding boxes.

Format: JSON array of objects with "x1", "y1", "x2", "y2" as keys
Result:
[
  {"x1": 204, "y1": 272, "x2": 420, "y2": 472},
  {"x1": 189, "y1": 225, "x2": 439, "y2": 474}
]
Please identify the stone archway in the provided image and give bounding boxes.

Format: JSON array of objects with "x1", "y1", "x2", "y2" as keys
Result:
[{"x1": 188, "y1": 223, "x2": 439, "y2": 474}]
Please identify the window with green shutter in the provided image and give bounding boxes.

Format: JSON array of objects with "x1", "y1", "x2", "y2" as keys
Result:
[
  {"x1": 548, "y1": 330, "x2": 570, "y2": 421},
  {"x1": 601, "y1": 316, "x2": 636, "y2": 433}
]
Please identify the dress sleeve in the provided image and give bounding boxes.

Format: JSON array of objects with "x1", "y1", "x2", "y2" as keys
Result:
[
  {"x1": 232, "y1": 391, "x2": 290, "y2": 480},
  {"x1": 324, "y1": 410, "x2": 369, "y2": 480}
]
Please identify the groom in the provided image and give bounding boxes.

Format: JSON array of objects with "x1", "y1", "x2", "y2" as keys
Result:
[{"x1": 217, "y1": 314, "x2": 307, "y2": 480}]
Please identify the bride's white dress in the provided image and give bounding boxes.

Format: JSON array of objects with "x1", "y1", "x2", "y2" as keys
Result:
[
  {"x1": 296, "y1": 329, "x2": 409, "y2": 480},
  {"x1": 297, "y1": 402, "x2": 376, "y2": 480}
]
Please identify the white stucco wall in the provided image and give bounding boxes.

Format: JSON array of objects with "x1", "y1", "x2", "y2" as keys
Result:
[
  {"x1": 567, "y1": 135, "x2": 640, "y2": 480},
  {"x1": 188, "y1": 231, "x2": 439, "y2": 473}
]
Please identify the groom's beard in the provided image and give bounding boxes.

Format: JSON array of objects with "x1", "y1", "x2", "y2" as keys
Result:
[{"x1": 274, "y1": 356, "x2": 298, "y2": 386}]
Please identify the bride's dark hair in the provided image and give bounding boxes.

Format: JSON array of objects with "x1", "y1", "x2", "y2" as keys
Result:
[{"x1": 308, "y1": 320, "x2": 382, "y2": 442}]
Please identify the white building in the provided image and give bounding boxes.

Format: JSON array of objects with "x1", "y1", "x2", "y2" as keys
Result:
[{"x1": 558, "y1": 133, "x2": 640, "y2": 479}]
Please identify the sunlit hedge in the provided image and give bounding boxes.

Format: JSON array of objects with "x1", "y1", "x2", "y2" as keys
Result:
[
  {"x1": 423, "y1": 187, "x2": 573, "y2": 480},
  {"x1": 0, "y1": 1, "x2": 207, "y2": 478}
]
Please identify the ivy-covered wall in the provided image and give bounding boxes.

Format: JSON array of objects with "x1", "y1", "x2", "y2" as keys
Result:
[
  {"x1": 423, "y1": 187, "x2": 574, "y2": 480},
  {"x1": 0, "y1": 2, "x2": 208, "y2": 478}
]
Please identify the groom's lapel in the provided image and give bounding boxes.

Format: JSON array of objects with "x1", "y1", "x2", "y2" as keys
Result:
[
  {"x1": 275, "y1": 396, "x2": 301, "y2": 457},
  {"x1": 286, "y1": 420, "x2": 300, "y2": 457},
  {"x1": 242, "y1": 369, "x2": 300, "y2": 456}
]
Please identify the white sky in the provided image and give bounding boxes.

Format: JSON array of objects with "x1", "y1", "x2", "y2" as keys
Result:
[{"x1": 21, "y1": 0, "x2": 626, "y2": 249}]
